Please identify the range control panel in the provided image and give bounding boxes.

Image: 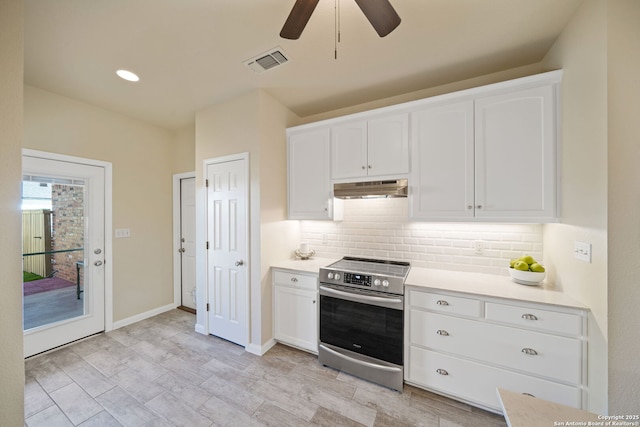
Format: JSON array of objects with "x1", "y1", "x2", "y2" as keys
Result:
[{"x1": 343, "y1": 273, "x2": 372, "y2": 287}]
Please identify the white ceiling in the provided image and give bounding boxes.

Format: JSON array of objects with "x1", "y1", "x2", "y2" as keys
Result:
[{"x1": 24, "y1": 0, "x2": 583, "y2": 130}]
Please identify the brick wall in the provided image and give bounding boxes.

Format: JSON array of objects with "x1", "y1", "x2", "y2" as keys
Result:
[{"x1": 51, "y1": 184, "x2": 84, "y2": 284}]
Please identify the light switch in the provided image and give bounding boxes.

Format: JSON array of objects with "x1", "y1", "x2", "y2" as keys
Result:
[
  {"x1": 115, "y1": 228, "x2": 131, "y2": 238},
  {"x1": 574, "y1": 241, "x2": 591, "y2": 263}
]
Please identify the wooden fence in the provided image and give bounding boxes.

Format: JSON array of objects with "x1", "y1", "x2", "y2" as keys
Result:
[{"x1": 22, "y1": 209, "x2": 53, "y2": 277}]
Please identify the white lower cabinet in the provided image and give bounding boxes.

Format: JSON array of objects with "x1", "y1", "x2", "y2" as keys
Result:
[
  {"x1": 406, "y1": 288, "x2": 587, "y2": 413},
  {"x1": 409, "y1": 347, "x2": 582, "y2": 410},
  {"x1": 272, "y1": 269, "x2": 318, "y2": 353}
]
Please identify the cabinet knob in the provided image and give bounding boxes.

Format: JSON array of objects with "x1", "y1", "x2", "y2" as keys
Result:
[
  {"x1": 436, "y1": 300, "x2": 449, "y2": 306},
  {"x1": 521, "y1": 313, "x2": 538, "y2": 321},
  {"x1": 521, "y1": 348, "x2": 538, "y2": 356},
  {"x1": 436, "y1": 329, "x2": 450, "y2": 336},
  {"x1": 362, "y1": 166, "x2": 366, "y2": 170},
  {"x1": 291, "y1": 277, "x2": 298, "y2": 283},
  {"x1": 312, "y1": 300, "x2": 316, "y2": 304},
  {"x1": 476, "y1": 205, "x2": 483, "y2": 209},
  {"x1": 467, "y1": 205, "x2": 473, "y2": 210},
  {"x1": 368, "y1": 165, "x2": 372, "y2": 169},
  {"x1": 436, "y1": 368, "x2": 449, "y2": 376}
]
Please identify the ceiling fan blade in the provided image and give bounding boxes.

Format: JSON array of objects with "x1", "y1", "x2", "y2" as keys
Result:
[
  {"x1": 354, "y1": 0, "x2": 401, "y2": 37},
  {"x1": 280, "y1": 0, "x2": 320, "y2": 40}
]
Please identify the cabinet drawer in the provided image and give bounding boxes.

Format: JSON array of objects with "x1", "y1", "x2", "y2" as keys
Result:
[
  {"x1": 410, "y1": 310, "x2": 582, "y2": 384},
  {"x1": 410, "y1": 290, "x2": 482, "y2": 318},
  {"x1": 485, "y1": 302, "x2": 582, "y2": 337},
  {"x1": 273, "y1": 270, "x2": 317, "y2": 290},
  {"x1": 408, "y1": 347, "x2": 582, "y2": 411}
]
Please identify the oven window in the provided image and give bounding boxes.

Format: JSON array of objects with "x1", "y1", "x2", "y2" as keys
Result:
[{"x1": 320, "y1": 295, "x2": 403, "y2": 365}]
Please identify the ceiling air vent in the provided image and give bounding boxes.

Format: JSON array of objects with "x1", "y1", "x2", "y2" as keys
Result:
[{"x1": 245, "y1": 48, "x2": 289, "y2": 73}]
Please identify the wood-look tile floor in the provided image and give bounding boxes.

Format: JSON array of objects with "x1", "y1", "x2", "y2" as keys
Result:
[{"x1": 24, "y1": 309, "x2": 507, "y2": 427}]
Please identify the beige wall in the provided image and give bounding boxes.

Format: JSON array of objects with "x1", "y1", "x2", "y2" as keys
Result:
[
  {"x1": 607, "y1": 0, "x2": 640, "y2": 413},
  {"x1": 299, "y1": 63, "x2": 543, "y2": 124},
  {"x1": 194, "y1": 90, "x2": 299, "y2": 349},
  {"x1": 0, "y1": 0, "x2": 25, "y2": 423},
  {"x1": 173, "y1": 124, "x2": 196, "y2": 173},
  {"x1": 24, "y1": 86, "x2": 176, "y2": 322},
  {"x1": 540, "y1": 0, "x2": 608, "y2": 413}
]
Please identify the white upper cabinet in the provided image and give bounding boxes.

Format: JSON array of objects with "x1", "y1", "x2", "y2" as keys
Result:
[
  {"x1": 474, "y1": 85, "x2": 557, "y2": 220},
  {"x1": 288, "y1": 70, "x2": 561, "y2": 222},
  {"x1": 411, "y1": 101, "x2": 475, "y2": 219},
  {"x1": 331, "y1": 121, "x2": 367, "y2": 179},
  {"x1": 288, "y1": 128, "x2": 336, "y2": 220},
  {"x1": 411, "y1": 72, "x2": 560, "y2": 222},
  {"x1": 331, "y1": 113, "x2": 409, "y2": 180}
]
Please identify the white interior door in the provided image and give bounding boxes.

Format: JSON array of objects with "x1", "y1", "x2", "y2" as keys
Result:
[
  {"x1": 179, "y1": 177, "x2": 196, "y2": 310},
  {"x1": 206, "y1": 158, "x2": 248, "y2": 346},
  {"x1": 22, "y1": 154, "x2": 106, "y2": 357}
]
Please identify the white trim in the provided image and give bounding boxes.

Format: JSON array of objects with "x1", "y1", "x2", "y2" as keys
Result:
[
  {"x1": 246, "y1": 339, "x2": 276, "y2": 356},
  {"x1": 22, "y1": 149, "x2": 114, "y2": 333},
  {"x1": 172, "y1": 171, "x2": 196, "y2": 310},
  {"x1": 111, "y1": 303, "x2": 176, "y2": 330},
  {"x1": 200, "y1": 153, "x2": 251, "y2": 347}
]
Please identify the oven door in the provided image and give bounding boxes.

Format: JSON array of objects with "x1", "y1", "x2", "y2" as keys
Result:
[{"x1": 319, "y1": 284, "x2": 403, "y2": 366}]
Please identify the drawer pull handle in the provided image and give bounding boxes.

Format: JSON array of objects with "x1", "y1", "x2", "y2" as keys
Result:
[
  {"x1": 521, "y1": 313, "x2": 538, "y2": 321},
  {"x1": 436, "y1": 330, "x2": 450, "y2": 336},
  {"x1": 522, "y1": 393, "x2": 536, "y2": 398},
  {"x1": 521, "y1": 348, "x2": 538, "y2": 356},
  {"x1": 291, "y1": 277, "x2": 298, "y2": 283},
  {"x1": 436, "y1": 300, "x2": 449, "y2": 306},
  {"x1": 436, "y1": 369, "x2": 449, "y2": 376}
]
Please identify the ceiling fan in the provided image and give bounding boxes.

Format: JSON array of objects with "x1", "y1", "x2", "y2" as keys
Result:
[{"x1": 280, "y1": 0, "x2": 401, "y2": 40}]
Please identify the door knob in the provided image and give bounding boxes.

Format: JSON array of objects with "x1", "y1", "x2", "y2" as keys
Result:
[
  {"x1": 235, "y1": 259, "x2": 244, "y2": 266},
  {"x1": 94, "y1": 260, "x2": 103, "y2": 267}
]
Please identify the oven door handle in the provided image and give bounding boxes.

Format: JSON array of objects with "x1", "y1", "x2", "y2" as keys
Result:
[
  {"x1": 319, "y1": 344, "x2": 402, "y2": 373},
  {"x1": 319, "y1": 285, "x2": 403, "y2": 309}
]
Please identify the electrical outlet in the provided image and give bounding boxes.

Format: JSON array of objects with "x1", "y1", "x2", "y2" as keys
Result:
[
  {"x1": 574, "y1": 241, "x2": 591, "y2": 263},
  {"x1": 473, "y1": 240, "x2": 485, "y2": 255},
  {"x1": 115, "y1": 228, "x2": 131, "y2": 238}
]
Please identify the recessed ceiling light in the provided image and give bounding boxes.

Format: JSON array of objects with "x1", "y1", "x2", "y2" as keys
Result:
[{"x1": 116, "y1": 69, "x2": 139, "y2": 82}]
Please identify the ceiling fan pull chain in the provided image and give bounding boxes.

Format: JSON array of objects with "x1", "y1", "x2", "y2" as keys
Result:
[{"x1": 334, "y1": 0, "x2": 341, "y2": 59}]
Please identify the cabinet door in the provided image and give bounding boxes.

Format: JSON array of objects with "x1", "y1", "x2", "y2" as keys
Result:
[
  {"x1": 274, "y1": 286, "x2": 318, "y2": 353},
  {"x1": 410, "y1": 102, "x2": 474, "y2": 219},
  {"x1": 288, "y1": 128, "x2": 332, "y2": 219},
  {"x1": 331, "y1": 121, "x2": 368, "y2": 179},
  {"x1": 367, "y1": 113, "x2": 409, "y2": 177},
  {"x1": 475, "y1": 85, "x2": 557, "y2": 219}
]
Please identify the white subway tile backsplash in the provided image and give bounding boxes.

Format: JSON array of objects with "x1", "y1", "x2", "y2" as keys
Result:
[{"x1": 301, "y1": 198, "x2": 543, "y2": 276}]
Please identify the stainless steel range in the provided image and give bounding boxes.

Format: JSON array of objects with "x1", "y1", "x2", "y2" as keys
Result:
[{"x1": 318, "y1": 257, "x2": 411, "y2": 391}]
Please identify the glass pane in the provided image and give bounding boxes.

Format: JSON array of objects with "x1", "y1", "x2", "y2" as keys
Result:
[{"x1": 22, "y1": 177, "x2": 86, "y2": 330}]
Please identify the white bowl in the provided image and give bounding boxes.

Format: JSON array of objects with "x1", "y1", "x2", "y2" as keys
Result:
[{"x1": 509, "y1": 268, "x2": 545, "y2": 286}]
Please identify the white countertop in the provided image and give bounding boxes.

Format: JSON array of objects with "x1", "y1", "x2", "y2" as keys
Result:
[
  {"x1": 270, "y1": 259, "x2": 589, "y2": 311},
  {"x1": 406, "y1": 267, "x2": 589, "y2": 310},
  {"x1": 271, "y1": 257, "x2": 339, "y2": 274}
]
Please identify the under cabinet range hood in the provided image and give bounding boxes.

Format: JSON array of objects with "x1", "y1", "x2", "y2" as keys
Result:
[{"x1": 333, "y1": 179, "x2": 408, "y2": 199}]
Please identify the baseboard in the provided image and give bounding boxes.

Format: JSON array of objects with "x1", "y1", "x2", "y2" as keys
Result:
[
  {"x1": 194, "y1": 323, "x2": 206, "y2": 334},
  {"x1": 111, "y1": 303, "x2": 177, "y2": 330},
  {"x1": 246, "y1": 338, "x2": 276, "y2": 356}
]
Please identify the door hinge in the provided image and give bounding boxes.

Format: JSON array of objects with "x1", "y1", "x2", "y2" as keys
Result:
[
  {"x1": 205, "y1": 179, "x2": 209, "y2": 187},
  {"x1": 206, "y1": 241, "x2": 209, "y2": 250},
  {"x1": 206, "y1": 303, "x2": 210, "y2": 312}
]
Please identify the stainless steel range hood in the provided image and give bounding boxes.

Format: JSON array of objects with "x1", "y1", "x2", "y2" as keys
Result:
[{"x1": 333, "y1": 179, "x2": 408, "y2": 199}]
